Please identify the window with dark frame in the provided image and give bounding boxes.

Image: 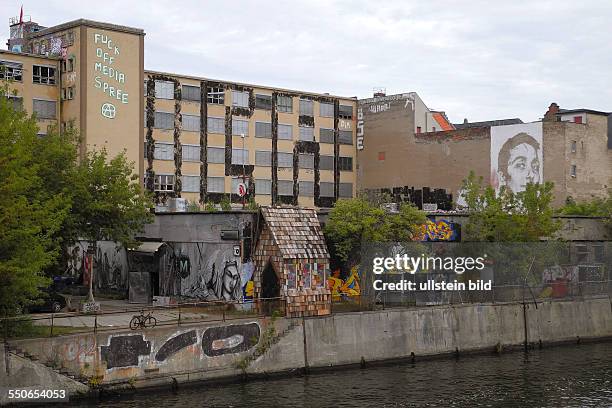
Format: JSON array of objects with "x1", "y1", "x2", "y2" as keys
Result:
[
  {"x1": 33, "y1": 65, "x2": 56, "y2": 85},
  {"x1": 255, "y1": 94, "x2": 272, "y2": 110},
  {"x1": 338, "y1": 156, "x2": 353, "y2": 171},
  {"x1": 338, "y1": 105, "x2": 353, "y2": 119},
  {"x1": 207, "y1": 86, "x2": 225, "y2": 104},
  {"x1": 0, "y1": 61, "x2": 23, "y2": 81}
]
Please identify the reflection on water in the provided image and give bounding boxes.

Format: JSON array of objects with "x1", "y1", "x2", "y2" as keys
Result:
[{"x1": 70, "y1": 342, "x2": 612, "y2": 408}]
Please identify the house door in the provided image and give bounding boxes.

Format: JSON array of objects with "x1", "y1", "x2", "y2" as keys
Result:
[{"x1": 261, "y1": 262, "x2": 280, "y2": 299}]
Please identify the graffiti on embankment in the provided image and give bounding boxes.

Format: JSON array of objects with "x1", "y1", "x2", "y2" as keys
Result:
[{"x1": 99, "y1": 322, "x2": 261, "y2": 370}]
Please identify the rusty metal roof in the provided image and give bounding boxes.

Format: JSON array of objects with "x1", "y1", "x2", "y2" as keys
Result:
[{"x1": 260, "y1": 206, "x2": 330, "y2": 260}]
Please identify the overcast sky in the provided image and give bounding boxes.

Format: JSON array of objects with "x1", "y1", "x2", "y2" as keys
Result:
[{"x1": 2, "y1": 0, "x2": 611, "y2": 123}]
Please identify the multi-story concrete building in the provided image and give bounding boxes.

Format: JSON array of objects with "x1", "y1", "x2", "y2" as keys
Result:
[{"x1": 2, "y1": 16, "x2": 357, "y2": 209}]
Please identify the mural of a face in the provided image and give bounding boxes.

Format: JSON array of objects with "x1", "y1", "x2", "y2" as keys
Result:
[
  {"x1": 497, "y1": 132, "x2": 541, "y2": 193},
  {"x1": 221, "y1": 261, "x2": 240, "y2": 301}
]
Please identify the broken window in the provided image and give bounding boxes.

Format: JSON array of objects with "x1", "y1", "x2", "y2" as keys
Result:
[
  {"x1": 207, "y1": 86, "x2": 225, "y2": 104},
  {"x1": 339, "y1": 104, "x2": 353, "y2": 119},
  {"x1": 154, "y1": 174, "x2": 174, "y2": 192},
  {"x1": 61, "y1": 87, "x2": 75, "y2": 100},
  {"x1": 33, "y1": 65, "x2": 56, "y2": 85},
  {"x1": 0, "y1": 61, "x2": 23, "y2": 81}
]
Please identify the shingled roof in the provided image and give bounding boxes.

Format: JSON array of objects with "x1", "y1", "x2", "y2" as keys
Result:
[{"x1": 260, "y1": 206, "x2": 329, "y2": 259}]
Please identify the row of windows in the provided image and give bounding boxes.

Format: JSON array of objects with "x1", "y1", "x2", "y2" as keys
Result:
[
  {"x1": 149, "y1": 80, "x2": 352, "y2": 117},
  {"x1": 150, "y1": 143, "x2": 353, "y2": 171},
  {"x1": 0, "y1": 62, "x2": 56, "y2": 85},
  {"x1": 155, "y1": 174, "x2": 352, "y2": 197}
]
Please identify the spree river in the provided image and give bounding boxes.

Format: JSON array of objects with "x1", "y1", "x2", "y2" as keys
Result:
[{"x1": 70, "y1": 342, "x2": 611, "y2": 408}]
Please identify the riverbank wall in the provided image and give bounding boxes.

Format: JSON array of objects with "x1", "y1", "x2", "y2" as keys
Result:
[{"x1": 2, "y1": 296, "x2": 611, "y2": 403}]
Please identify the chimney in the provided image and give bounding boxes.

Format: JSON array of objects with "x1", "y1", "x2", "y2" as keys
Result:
[
  {"x1": 463, "y1": 118, "x2": 468, "y2": 124},
  {"x1": 543, "y1": 103, "x2": 560, "y2": 122}
]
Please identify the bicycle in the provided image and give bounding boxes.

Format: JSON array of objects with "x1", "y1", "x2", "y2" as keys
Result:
[{"x1": 129, "y1": 310, "x2": 157, "y2": 330}]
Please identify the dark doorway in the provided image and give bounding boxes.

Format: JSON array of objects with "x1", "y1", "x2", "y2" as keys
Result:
[{"x1": 261, "y1": 262, "x2": 280, "y2": 299}]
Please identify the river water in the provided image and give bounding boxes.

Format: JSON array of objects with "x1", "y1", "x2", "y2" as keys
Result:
[{"x1": 71, "y1": 342, "x2": 611, "y2": 408}]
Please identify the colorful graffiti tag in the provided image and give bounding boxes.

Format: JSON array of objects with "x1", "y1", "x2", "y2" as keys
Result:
[
  {"x1": 327, "y1": 266, "x2": 361, "y2": 300},
  {"x1": 414, "y1": 219, "x2": 460, "y2": 242}
]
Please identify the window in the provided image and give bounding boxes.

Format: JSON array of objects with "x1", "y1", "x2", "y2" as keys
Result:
[
  {"x1": 208, "y1": 147, "x2": 225, "y2": 163},
  {"x1": 33, "y1": 65, "x2": 56, "y2": 85},
  {"x1": 231, "y1": 177, "x2": 249, "y2": 194},
  {"x1": 575, "y1": 244, "x2": 589, "y2": 263},
  {"x1": 278, "y1": 152, "x2": 293, "y2": 168},
  {"x1": 255, "y1": 151, "x2": 271, "y2": 166},
  {"x1": 255, "y1": 179, "x2": 271, "y2": 195},
  {"x1": 182, "y1": 175, "x2": 200, "y2": 192},
  {"x1": 32, "y1": 99, "x2": 56, "y2": 119},
  {"x1": 231, "y1": 148, "x2": 249, "y2": 165},
  {"x1": 183, "y1": 114, "x2": 200, "y2": 132},
  {"x1": 339, "y1": 105, "x2": 353, "y2": 119},
  {"x1": 278, "y1": 180, "x2": 293, "y2": 196},
  {"x1": 232, "y1": 90, "x2": 249, "y2": 108},
  {"x1": 339, "y1": 183, "x2": 353, "y2": 198},
  {"x1": 278, "y1": 124, "x2": 293, "y2": 140},
  {"x1": 593, "y1": 244, "x2": 604, "y2": 262},
  {"x1": 339, "y1": 130, "x2": 353, "y2": 145},
  {"x1": 154, "y1": 112, "x2": 174, "y2": 130},
  {"x1": 154, "y1": 142, "x2": 173, "y2": 160},
  {"x1": 338, "y1": 156, "x2": 353, "y2": 171},
  {"x1": 299, "y1": 153, "x2": 314, "y2": 169},
  {"x1": 207, "y1": 86, "x2": 225, "y2": 104},
  {"x1": 278, "y1": 95, "x2": 292, "y2": 113},
  {"x1": 299, "y1": 98, "x2": 313, "y2": 116},
  {"x1": 8, "y1": 96, "x2": 23, "y2": 111},
  {"x1": 207, "y1": 177, "x2": 225, "y2": 193},
  {"x1": 573, "y1": 116, "x2": 583, "y2": 124},
  {"x1": 416, "y1": 126, "x2": 422, "y2": 134},
  {"x1": 299, "y1": 126, "x2": 314, "y2": 141},
  {"x1": 61, "y1": 87, "x2": 75, "y2": 100},
  {"x1": 320, "y1": 155, "x2": 334, "y2": 170},
  {"x1": 207, "y1": 117, "x2": 225, "y2": 134},
  {"x1": 320, "y1": 128, "x2": 334, "y2": 144},
  {"x1": 571, "y1": 141, "x2": 577, "y2": 153},
  {"x1": 154, "y1": 174, "x2": 174, "y2": 192},
  {"x1": 570, "y1": 164, "x2": 577, "y2": 177},
  {"x1": 155, "y1": 80, "x2": 174, "y2": 99},
  {"x1": 232, "y1": 118, "x2": 249, "y2": 136},
  {"x1": 299, "y1": 181, "x2": 314, "y2": 197},
  {"x1": 255, "y1": 122, "x2": 272, "y2": 138},
  {"x1": 0, "y1": 61, "x2": 23, "y2": 81},
  {"x1": 320, "y1": 102, "x2": 333, "y2": 117},
  {"x1": 320, "y1": 182, "x2": 334, "y2": 197},
  {"x1": 378, "y1": 152, "x2": 386, "y2": 161},
  {"x1": 255, "y1": 94, "x2": 272, "y2": 110},
  {"x1": 60, "y1": 57, "x2": 75, "y2": 72},
  {"x1": 182, "y1": 144, "x2": 200, "y2": 162},
  {"x1": 182, "y1": 85, "x2": 200, "y2": 102}
]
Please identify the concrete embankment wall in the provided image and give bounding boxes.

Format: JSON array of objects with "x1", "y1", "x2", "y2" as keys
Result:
[{"x1": 3, "y1": 297, "x2": 611, "y2": 399}]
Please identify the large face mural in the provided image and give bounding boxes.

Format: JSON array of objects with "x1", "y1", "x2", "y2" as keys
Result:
[{"x1": 491, "y1": 122, "x2": 543, "y2": 194}]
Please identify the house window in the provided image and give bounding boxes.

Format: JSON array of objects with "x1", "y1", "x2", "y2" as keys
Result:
[
  {"x1": 299, "y1": 153, "x2": 314, "y2": 169},
  {"x1": 33, "y1": 65, "x2": 56, "y2": 85},
  {"x1": 154, "y1": 142, "x2": 173, "y2": 160},
  {"x1": 0, "y1": 61, "x2": 23, "y2": 81},
  {"x1": 575, "y1": 244, "x2": 589, "y2": 263},
  {"x1": 255, "y1": 179, "x2": 272, "y2": 195},
  {"x1": 320, "y1": 102, "x2": 333, "y2": 117},
  {"x1": 207, "y1": 86, "x2": 225, "y2": 104},
  {"x1": 320, "y1": 128, "x2": 334, "y2": 144},
  {"x1": 231, "y1": 177, "x2": 250, "y2": 194},
  {"x1": 255, "y1": 94, "x2": 272, "y2": 110},
  {"x1": 232, "y1": 118, "x2": 249, "y2": 136},
  {"x1": 207, "y1": 117, "x2": 225, "y2": 134},
  {"x1": 277, "y1": 95, "x2": 293, "y2": 113},
  {"x1": 278, "y1": 124, "x2": 293, "y2": 140},
  {"x1": 61, "y1": 87, "x2": 75, "y2": 100},
  {"x1": 32, "y1": 99, "x2": 56, "y2": 119},
  {"x1": 207, "y1": 147, "x2": 225, "y2": 163},
  {"x1": 339, "y1": 130, "x2": 353, "y2": 145},
  {"x1": 278, "y1": 180, "x2": 293, "y2": 196},
  {"x1": 182, "y1": 85, "x2": 200, "y2": 102},
  {"x1": 8, "y1": 96, "x2": 23, "y2": 111},
  {"x1": 183, "y1": 114, "x2": 200, "y2": 132},
  {"x1": 155, "y1": 80, "x2": 174, "y2": 99},
  {"x1": 299, "y1": 98, "x2": 313, "y2": 116},
  {"x1": 320, "y1": 182, "x2": 334, "y2": 197},
  {"x1": 338, "y1": 105, "x2": 353, "y2": 119},
  {"x1": 299, "y1": 181, "x2": 314, "y2": 197},
  {"x1": 320, "y1": 155, "x2": 334, "y2": 170},
  {"x1": 154, "y1": 174, "x2": 174, "y2": 192},
  {"x1": 232, "y1": 90, "x2": 249, "y2": 108},
  {"x1": 571, "y1": 141, "x2": 577, "y2": 153},
  {"x1": 182, "y1": 175, "x2": 200, "y2": 192},
  {"x1": 255, "y1": 151, "x2": 271, "y2": 166},
  {"x1": 255, "y1": 122, "x2": 272, "y2": 138},
  {"x1": 416, "y1": 126, "x2": 422, "y2": 134},
  {"x1": 338, "y1": 156, "x2": 353, "y2": 171},
  {"x1": 278, "y1": 152, "x2": 293, "y2": 168},
  {"x1": 299, "y1": 126, "x2": 314, "y2": 141},
  {"x1": 182, "y1": 144, "x2": 200, "y2": 162},
  {"x1": 378, "y1": 152, "x2": 385, "y2": 161},
  {"x1": 339, "y1": 183, "x2": 353, "y2": 198},
  {"x1": 573, "y1": 116, "x2": 583, "y2": 124},
  {"x1": 231, "y1": 148, "x2": 249, "y2": 165},
  {"x1": 207, "y1": 177, "x2": 225, "y2": 193},
  {"x1": 154, "y1": 112, "x2": 174, "y2": 130},
  {"x1": 570, "y1": 165, "x2": 577, "y2": 177},
  {"x1": 60, "y1": 57, "x2": 75, "y2": 72}
]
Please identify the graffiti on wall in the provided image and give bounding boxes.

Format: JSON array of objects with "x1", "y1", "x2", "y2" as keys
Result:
[
  {"x1": 491, "y1": 122, "x2": 543, "y2": 195},
  {"x1": 415, "y1": 219, "x2": 461, "y2": 242},
  {"x1": 65, "y1": 241, "x2": 128, "y2": 292},
  {"x1": 285, "y1": 260, "x2": 328, "y2": 291},
  {"x1": 201, "y1": 323, "x2": 260, "y2": 357},
  {"x1": 327, "y1": 265, "x2": 361, "y2": 300},
  {"x1": 155, "y1": 330, "x2": 198, "y2": 362},
  {"x1": 100, "y1": 335, "x2": 151, "y2": 369}
]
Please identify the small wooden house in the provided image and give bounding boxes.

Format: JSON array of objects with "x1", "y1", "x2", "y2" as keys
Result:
[{"x1": 253, "y1": 207, "x2": 331, "y2": 317}]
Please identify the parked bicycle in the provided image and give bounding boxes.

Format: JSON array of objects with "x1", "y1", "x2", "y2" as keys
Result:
[{"x1": 129, "y1": 310, "x2": 157, "y2": 330}]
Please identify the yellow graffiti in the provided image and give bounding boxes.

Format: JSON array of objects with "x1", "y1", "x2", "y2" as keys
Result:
[
  {"x1": 327, "y1": 266, "x2": 361, "y2": 300},
  {"x1": 415, "y1": 220, "x2": 456, "y2": 241}
]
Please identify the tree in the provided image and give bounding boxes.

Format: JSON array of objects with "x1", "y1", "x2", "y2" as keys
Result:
[
  {"x1": 558, "y1": 192, "x2": 612, "y2": 233},
  {"x1": 324, "y1": 197, "x2": 426, "y2": 267}
]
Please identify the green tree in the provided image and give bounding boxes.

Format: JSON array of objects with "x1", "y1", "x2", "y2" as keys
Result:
[{"x1": 558, "y1": 193, "x2": 612, "y2": 231}]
